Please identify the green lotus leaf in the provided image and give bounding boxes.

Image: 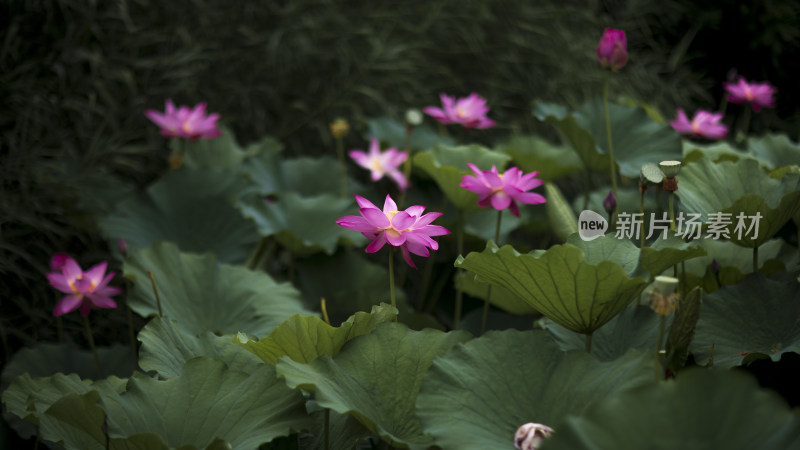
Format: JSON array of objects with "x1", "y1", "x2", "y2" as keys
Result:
[
  {"x1": 498, "y1": 135, "x2": 583, "y2": 182},
  {"x1": 455, "y1": 238, "x2": 647, "y2": 334},
  {"x1": 282, "y1": 156, "x2": 365, "y2": 197},
  {"x1": 463, "y1": 208, "x2": 523, "y2": 243},
  {"x1": 545, "y1": 182, "x2": 578, "y2": 242},
  {"x1": 538, "y1": 305, "x2": 664, "y2": 361},
  {"x1": 366, "y1": 116, "x2": 455, "y2": 150},
  {"x1": 180, "y1": 126, "x2": 247, "y2": 171},
  {"x1": 413, "y1": 144, "x2": 511, "y2": 211},
  {"x1": 416, "y1": 330, "x2": 653, "y2": 449},
  {"x1": 571, "y1": 186, "x2": 659, "y2": 220},
  {"x1": 691, "y1": 274, "x2": 800, "y2": 368},
  {"x1": 276, "y1": 323, "x2": 471, "y2": 448},
  {"x1": 137, "y1": 317, "x2": 264, "y2": 378},
  {"x1": 238, "y1": 191, "x2": 366, "y2": 255},
  {"x1": 241, "y1": 139, "x2": 285, "y2": 195},
  {"x1": 124, "y1": 242, "x2": 313, "y2": 336},
  {"x1": 543, "y1": 369, "x2": 800, "y2": 450},
  {"x1": 99, "y1": 169, "x2": 259, "y2": 264},
  {"x1": 682, "y1": 139, "x2": 751, "y2": 164},
  {"x1": 235, "y1": 303, "x2": 398, "y2": 365},
  {"x1": 298, "y1": 402, "x2": 372, "y2": 450},
  {"x1": 678, "y1": 156, "x2": 800, "y2": 247},
  {"x1": 41, "y1": 391, "x2": 170, "y2": 450},
  {"x1": 747, "y1": 133, "x2": 800, "y2": 171},
  {"x1": 1, "y1": 342, "x2": 134, "y2": 387},
  {"x1": 456, "y1": 270, "x2": 536, "y2": 316},
  {"x1": 639, "y1": 233, "x2": 707, "y2": 277},
  {"x1": 534, "y1": 100, "x2": 682, "y2": 177}
]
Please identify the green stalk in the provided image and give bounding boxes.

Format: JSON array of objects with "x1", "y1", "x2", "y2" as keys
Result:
[
  {"x1": 480, "y1": 210, "x2": 503, "y2": 334},
  {"x1": 753, "y1": 245, "x2": 759, "y2": 273},
  {"x1": 668, "y1": 191, "x2": 676, "y2": 231},
  {"x1": 57, "y1": 316, "x2": 64, "y2": 342},
  {"x1": 126, "y1": 305, "x2": 137, "y2": 367},
  {"x1": 335, "y1": 137, "x2": 347, "y2": 198},
  {"x1": 640, "y1": 189, "x2": 646, "y2": 250},
  {"x1": 148, "y1": 270, "x2": 163, "y2": 317},
  {"x1": 583, "y1": 168, "x2": 591, "y2": 210},
  {"x1": 740, "y1": 107, "x2": 752, "y2": 138},
  {"x1": 654, "y1": 315, "x2": 666, "y2": 381},
  {"x1": 454, "y1": 210, "x2": 465, "y2": 330},
  {"x1": 389, "y1": 248, "x2": 396, "y2": 311},
  {"x1": 245, "y1": 237, "x2": 269, "y2": 271},
  {"x1": 585, "y1": 332, "x2": 593, "y2": 353},
  {"x1": 603, "y1": 73, "x2": 619, "y2": 215},
  {"x1": 397, "y1": 129, "x2": 413, "y2": 208},
  {"x1": 83, "y1": 315, "x2": 103, "y2": 379}
]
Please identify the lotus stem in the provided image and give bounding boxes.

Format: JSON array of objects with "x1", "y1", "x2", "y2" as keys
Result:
[
  {"x1": 640, "y1": 189, "x2": 646, "y2": 250},
  {"x1": 654, "y1": 315, "x2": 666, "y2": 381},
  {"x1": 480, "y1": 210, "x2": 503, "y2": 335},
  {"x1": 585, "y1": 332, "x2": 593, "y2": 353},
  {"x1": 148, "y1": 270, "x2": 163, "y2": 317},
  {"x1": 245, "y1": 237, "x2": 269, "y2": 271},
  {"x1": 321, "y1": 298, "x2": 331, "y2": 325},
  {"x1": 127, "y1": 305, "x2": 137, "y2": 367},
  {"x1": 335, "y1": 137, "x2": 347, "y2": 198},
  {"x1": 753, "y1": 245, "x2": 759, "y2": 273},
  {"x1": 397, "y1": 128, "x2": 413, "y2": 208},
  {"x1": 668, "y1": 191, "x2": 676, "y2": 231},
  {"x1": 583, "y1": 168, "x2": 591, "y2": 210},
  {"x1": 83, "y1": 315, "x2": 102, "y2": 379},
  {"x1": 56, "y1": 316, "x2": 64, "y2": 342},
  {"x1": 740, "y1": 107, "x2": 751, "y2": 138},
  {"x1": 603, "y1": 73, "x2": 619, "y2": 216},
  {"x1": 454, "y1": 210, "x2": 465, "y2": 330},
  {"x1": 389, "y1": 248, "x2": 396, "y2": 311}
]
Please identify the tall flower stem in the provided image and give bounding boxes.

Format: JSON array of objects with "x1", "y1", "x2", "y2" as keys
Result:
[
  {"x1": 583, "y1": 169, "x2": 591, "y2": 210},
  {"x1": 603, "y1": 73, "x2": 619, "y2": 215},
  {"x1": 753, "y1": 245, "x2": 759, "y2": 273},
  {"x1": 335, "y1": 137, "x2": 347, "y2": 198},
  {"x1": 388, "y1": 248, "x2": 396, "y2": 311},
  {"x1": 83, "y1": 315, "x2": 102, "y2": 379},
  {"x1": 148, "y1": 270, "x2": 163, "y2": 317},
  {"x1": 740, "y1": 107, "x2": 752, "y2": 138},
  {"x1": 668, "y1": 191, "x2": 676, "y2": 231},
  {"x1": 397, "y1": 128, "x2": 413, "y2": 208},
  {"x1": 126, "y1": 305, "x2": 137, "y2": 367},
  {"x1": 640, "y1": 190, "x2": 646, "y2": 250},
  {"x1": 454, "y1": 211, "x2": 465, "y2": 330},
  {"x1": 480, "y1": 210, "x2": 503, "y2": 334},
  {"x1": 654, "y1": 315, "x2": 666, "y2": 381},
  {"x1": 56, "y1": 316, "x2": 64, "y2": 342}
]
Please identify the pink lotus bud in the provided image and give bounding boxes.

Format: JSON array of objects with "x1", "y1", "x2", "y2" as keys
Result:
[
  {"x1": 514, "y1": 423, "x2": 554, "y2": 450},
  {"x1": 603, "y1": 191, "x2": 616, "y2": 215},
  {"x1": 50, "y1": 253, "x2": 71, "y2": 272},
  {"x1": 711, "y1": 258, "x2": 720, "y2": 274},
  {"x1": 596, "y1": 28, "x2": 628, "y2": 71}
]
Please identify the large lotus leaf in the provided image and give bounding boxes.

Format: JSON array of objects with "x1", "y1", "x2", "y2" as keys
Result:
[
  {"x1": 543, "y1": 369, "x2": 800, "y2": 450},
  {"x1": 416, "y1": 330, "x2": 653, "y2": 450},
  {"x1": 1, "y1": 342, "x2": 134, "y2": 388},
  {"x1": 456, "y1": 271, "x2": 536, "y2": 316},
  {"x1": 282, "y1": 156, "x2": 365, "y2": 197},
  {"x1": 545, "y1": 182, "x2": 578, "y2": 242},
  {"x1": 571, "y1": 186, "x2": 659, "y2": 221},
  {"x1": 747, "y1": 133, "x2": 800, "y2": 170},
  {"x1": 538, "y1": 305, "x2": 664, "y2": 361},
  {"x1": 235, "y1": 303, "x2": 398, "y2": 365},
  {"x1": 682, "y1": 139, "x2": 751, "y2": 164},
  {"x1": 299, "y1": 401, "x2": 372, "y2": 450},
  {"x1": 294, "y1": 249, "x2": 403, "y2": 320},
  {"x1": 40, "y1": 391, "x2": 171, "y2": 450},
  {"x1": 366, "y1": 116, "x2": 455, "y2": 150},
  {"x1": 99, "y1": 169, "x2": 259, "y2": 263},
  {"x1": 179, "y1": 127, "x2": 247, "y2": 171},
  {"x1": 691, "y1": 274, "x2": 800, "y2": 368},
  {"x1": 237, "y1": 191, "x2": 365, "y2": 255},
  {"x1": 678, "y1": 156, "x2": 800, "y2": 247},
  {"x1": 137, "y1": 317, "x2": 263, "y2": 378},
  {"x1": 455, "y1": 239, "x2": 647, "y2": 334},
  {"x1": 498, "y1": 135, "x2": 583, "y2": 182},
  {"x1": 124, "y1": 242, "x2": 313, "y2": 336},
  {"x1": 638, "y1": 233, "x2": 707, "y2": 276},
  {"x1": 533, "y1": 100, "x2": 682, "y2": 177},
  {"x1": 276, "y1": 323, "x2": 471, "y2": 448},
  {"x1": 241, "y1": 139, "x2": 285, "y2": 194},
  {"x1": 413, "y1": 144, "x2": 511, "y2": 211}
]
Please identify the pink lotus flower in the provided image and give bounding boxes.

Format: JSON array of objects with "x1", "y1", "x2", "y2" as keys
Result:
[
  {"x1": 596, "y1": 28, "x2": 628, "y2": 71},
  {"x1": 460, "y1": 164, "x2": 546, "y2": 217},
  {"x1": 46, "y1": 255, "x2": 122, "y2": 316},
  {"x1": 336, "y1": 195, "x2": 450, "y2": 268},
  {"x1": 349, "y1": 138, "x2": 410, "y2": 191},
  {"x1": 669, "y1": 109, "x2": 728, "y2": 140},
  {"x1": 145, "y1": 99, "x2": 221, "y2": 139},
  {"x1": 423, "y1": 93, "x2": 496, "y2": 129},
  {"x1": 723, "y1": 78, "x2": 776, "y2": 112}
]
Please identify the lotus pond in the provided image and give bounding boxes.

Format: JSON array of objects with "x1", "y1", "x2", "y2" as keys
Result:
[{"x1": 3, "y1": 7, "x2": 800, "y2": 450}]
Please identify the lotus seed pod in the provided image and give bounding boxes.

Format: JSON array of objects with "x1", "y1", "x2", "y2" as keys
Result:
[
  {"x1": 640, "y1": 163, "x2": 665, "y2": 185},
  {"x1": 514, "y1": 423, "x2": 554, "y2": 450},
  {"x1": 329, "y1": 118, "x2": 350, "y2": 139},
  {"x1": 659, "y1": 160, "x2": 682, "y2": 178},
  {"x1": 405, "y1": 108, "x2": 423, "y2": 126}
]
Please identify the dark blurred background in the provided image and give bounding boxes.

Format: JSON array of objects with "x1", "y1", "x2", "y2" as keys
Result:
[{"x1": 1, "y1": 0, "x2": 798, "y2": 390}]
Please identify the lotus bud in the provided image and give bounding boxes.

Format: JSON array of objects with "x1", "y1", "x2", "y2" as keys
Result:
[
  {"x1": 329, "y1": 118, "x2": 350, "y2": 140},
  {"x1": 711, "y1": 258, "x2": 720, "y2": 274},
  {"x1": 514, "y1": 423, "x2": 554, "y2": 450},
  {"x1": 603, "y1": 190, "x2": 617, "y2": 215},
  {"x1": 118, "y1": 238, "x2": 128, "y2": 257},
  {"x1": 405, "y1": 108, "x2": 423, "y2": 127},
  {"x1": 596, "y1": 28, "x2": 628, "y2": 71}
]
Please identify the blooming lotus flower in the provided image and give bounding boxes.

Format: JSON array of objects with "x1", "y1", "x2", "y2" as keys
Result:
[
  {"x1": 46, "y1": 255, "x2": 122, "y2": 316},
  {"x1": 596, "y1": 28, "x2": 628, "y2": 71},
  {"x1": 723, "y1": 78, "x2": 776, "y2": 112},
  {"x1": 514, "y1": 423, "x2": 554, "y2": 450},
  {"x1": 336, "y1": 195, "x2": 449, "y2": 268},
  {"x1": 145, "y1": 99, "x2": 221, "y2": 139},
  {"x1": 460, "y1": 164, "x2": 546, "y2": 217},
  {"x1": 669, "y1": 109, "x2": 728, "y2": 140},
  {"x1": 423, "y1": 93, "x2": 496, "y2": 129},
  {"x1": 349, "y1": 138, "x2": 410, "y2": 191}
]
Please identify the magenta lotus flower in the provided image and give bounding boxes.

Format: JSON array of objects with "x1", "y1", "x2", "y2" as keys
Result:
[
  {"x1": 349, "y1": 138, "x2": 410, "y2": 191},
  {"x1": 336, "y1": 195, "x2": 450, "y2": 268},
  {"x1": 669, "y1": 109, "x2": 728, "y2": 140},
  {"x1": 423, "y1": 93, "x2": 496, "y2": 129},
  {"x1": 46, "y1": 255, "x2": 122, "y2": 317},
  {"x1": 145, "y1": 99, "x2": 221, "y2": 139},
  {"x1": 596, "y1": 28, "x2": 628, "y2": 71},
  {"x1": 724, "y1": 78, "x2": 776, "y2": 112},
  {"x1": 460, "y1": 164, "x2": 546, "y2": 217}
]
